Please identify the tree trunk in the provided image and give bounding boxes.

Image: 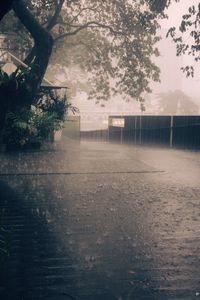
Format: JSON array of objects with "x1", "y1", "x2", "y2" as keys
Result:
[
  {"x1": 0, "y1": 0, "x2": 54, "y2": 132},
  {"x1": 0, "y1": 0, "x2": 15, "y2": 21},
  {"x1": 12, "y1": 0, "x2": 53, "y2": 95}
]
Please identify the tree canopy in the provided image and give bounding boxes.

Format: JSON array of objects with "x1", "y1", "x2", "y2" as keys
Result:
[
  {"x1": 0, "y1": 0, "x2": 164, "y2": 108},
  {"x1": 1, "y1": 0, "x2": 199, "y2": 112}
]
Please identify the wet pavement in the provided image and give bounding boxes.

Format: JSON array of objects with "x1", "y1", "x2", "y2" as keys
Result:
[{"x1": 0, "y1": 139, "x2": 200, "y2": 300}]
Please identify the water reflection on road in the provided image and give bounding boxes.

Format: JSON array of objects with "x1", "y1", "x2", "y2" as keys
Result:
[{"x1": 0, "y1": 141, "x2": 200, "y2": 300}]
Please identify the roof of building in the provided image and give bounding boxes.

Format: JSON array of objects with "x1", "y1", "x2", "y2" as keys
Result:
[{"x1": 0, "y1": 50, "x2": 67, "y2": 89}]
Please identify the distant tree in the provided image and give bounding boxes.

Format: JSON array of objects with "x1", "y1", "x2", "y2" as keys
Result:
[{"x1": 157, "y1": 90, "x2": 199, "y2": 115}]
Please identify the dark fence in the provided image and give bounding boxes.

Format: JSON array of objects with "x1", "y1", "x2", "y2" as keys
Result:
[{"x1": 108, "y1": 115, "x2": 200, "y2": 150}]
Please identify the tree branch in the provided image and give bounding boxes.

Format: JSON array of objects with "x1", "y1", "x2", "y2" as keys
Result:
[
  {"x1": 67, "y1": 5, "x2": 102, "y2": 26},
  {"x1": 55, "y1": 21, "x2": 123, "y2": 41},
  {"x1": 46, "y1": 0, "x2": 65, "y2": 31}
]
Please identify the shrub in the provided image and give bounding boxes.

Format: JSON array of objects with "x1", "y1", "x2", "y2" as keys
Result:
[
  {"x1": 0, "y1": 68, "x2": 78, "y2": 149},
  {"x1": 2, "y1": 106, "x2": 63, "y2": 148}
]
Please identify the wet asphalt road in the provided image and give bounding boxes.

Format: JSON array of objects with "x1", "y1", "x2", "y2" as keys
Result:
[{"x1": 0, "y1": 140, "x2": 200, "y2": 300}]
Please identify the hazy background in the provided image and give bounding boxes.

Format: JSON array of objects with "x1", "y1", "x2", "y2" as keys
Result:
[{"x1": 53, "y1": 0, "x2": 200, "y2": 131}]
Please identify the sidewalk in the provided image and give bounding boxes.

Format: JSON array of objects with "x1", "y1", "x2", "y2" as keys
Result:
[{"x1": 0, "y1": 140, "x2": 200, "y2": 300}]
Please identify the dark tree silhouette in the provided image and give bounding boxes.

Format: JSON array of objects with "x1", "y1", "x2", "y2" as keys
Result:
[
  {"x1": 0, "y1": 0, "x2": 15, "y2": 21},
  {"x1": 0, "y1": 0, "x2": 53, "y2": 132}
]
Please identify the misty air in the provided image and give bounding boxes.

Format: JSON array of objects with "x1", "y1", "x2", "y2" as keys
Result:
[{"x1": 0, "y1": 1, "x2": 200, "y2": 300}]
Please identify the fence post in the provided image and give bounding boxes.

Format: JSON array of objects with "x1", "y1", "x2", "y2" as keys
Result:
[
  {"x1": 108, "y1": 117, "x2": 110, "y2": 142},
  {"x1": 134, "y1": 116, "x2": 137, "y2": 144},
  {"x1": 170, "y1": 116, "x2": 174, "y2": 148},
  {"x1": 139, "y1": 115, "x2": 142, "y2": 145},
  {"x1": 120, "y1": 126, "x2": 123, "y2": 144}
]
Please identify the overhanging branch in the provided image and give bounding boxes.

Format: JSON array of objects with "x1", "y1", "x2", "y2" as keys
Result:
[{"x1": 55, "y1": 21, "x2": 123, "y2": 41}]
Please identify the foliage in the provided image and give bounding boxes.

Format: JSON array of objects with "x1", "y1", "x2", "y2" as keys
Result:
[
  {"x1": 149, "y1": 0, "x2": 169, "y2": 13},
  {"x1": 166, "y1": 2, "x2": 200, "y2": 77},
  {"x1": 0, "y1": 65, "x2": 40, "y2": 110},
  {"x1": 66, "y1": 102, "x2": 79, "y2": 115},
  {"x1": 37, "y1": 88, "x2": 74, "y2": 120},
  {"x1": 50, "y1": 0, "x2": 162, "y2": 104},
  {"x1": 0, "y1": 64, "x2": 80, "y2": 149},
  {"x1": 0, "y1": 67, "x2": 77, "y2": 148},
  {"x1": 2, "y1": 108, "x2": 60, "y2": 148},
  {"x1": 0, "y1": 0, "x2": 162, "y2": 106},
  {"x1": 0, "y1": 108, "x2": 59, "y2": 150},
  {"x1": 1, "y1": 91, "x2": 62, "y2": 149},
  {"x1": 1, "y1": 0, "x2": 198, "y2": 109}
]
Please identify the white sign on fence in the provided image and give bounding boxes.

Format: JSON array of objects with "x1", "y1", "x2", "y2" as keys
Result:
[{"x1": 110, "y1": 118, "x2": 125, "y2": 128}]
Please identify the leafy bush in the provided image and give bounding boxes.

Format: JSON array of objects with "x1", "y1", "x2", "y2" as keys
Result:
[
  {"x1": 0, "y1": 65, "x2": 40, "y2": 110},
  {"x1": 2, "y1": 106, "x2": 63, "y2": 148},
  {"x1": 38, "y1": 88, "x2": 79, "y2": 119},
  {"x1": 37, "y1": 89, "x2": 67, "y2": 121},
  {"x1": 0, "y1": 68, "x2": 79, "y2": 149}
]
